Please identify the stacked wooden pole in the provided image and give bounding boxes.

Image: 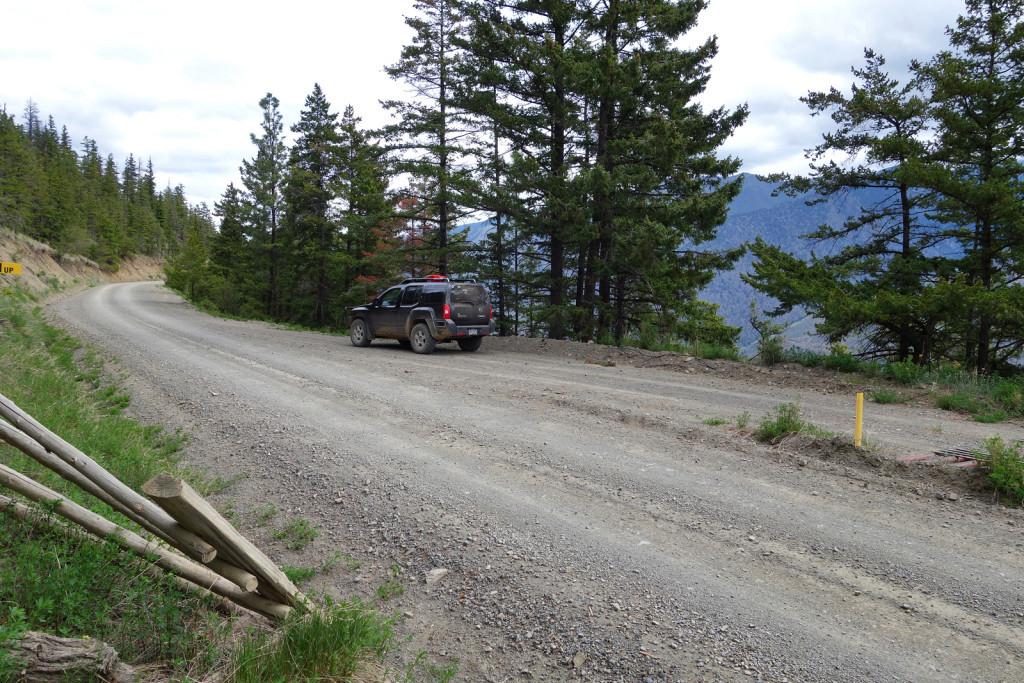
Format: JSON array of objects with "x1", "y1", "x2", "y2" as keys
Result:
[{"x1": 0, "y1": 392, "x2": 303, "y2": 621}]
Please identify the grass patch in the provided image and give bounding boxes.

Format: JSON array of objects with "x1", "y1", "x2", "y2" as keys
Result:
[
  {"x1": 0, "y1": 282, "x2": 436, "y2": 679},
  {"x1": 252, "y1": 503, "x2": 278, "y2": 526},
  {"x1": 271, "y1": 518, "x2": 319, "y2": 550},
  {"x1": 228, "y1": 599, "x2": 396, "y2": 682},
  {"x1": 981, "y1": 437, "x2": 1024, "y2": 505},
  {"x1": 870, "y1": 388, "x2": 910, "y2": 404},
  {"x1": 377, "y1": 564, "x2": 405, "y2": 601},
  {"x1": 755, "y1": 402, "x2": 836, "y2": 443}
]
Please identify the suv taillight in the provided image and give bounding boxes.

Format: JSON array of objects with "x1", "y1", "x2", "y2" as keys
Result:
[
  {"x1": 489, "y1": 306, "x2": 493, "y2": 319},
  {"x1": 443, "y1": 304, "x2": 451, "y2": 320}
]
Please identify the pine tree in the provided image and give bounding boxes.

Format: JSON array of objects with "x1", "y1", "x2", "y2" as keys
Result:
[
  {"x1": 334, "y1": 105, "x2": 396, "y2": 305},
  {"x1": 0, "y1": 111, "x2": 42, "y2": 236},
  {"x1": 282, "y1": 84, "x2": 341, "y2": 327},
  {"x1": 384, "y1": 0, "x2": 478, "y2": 277},
  {"x1": 748, "y1": 49, "x2": 942, "y2": 363},
  {"x1": 580, "y1": 0, "x2": 747, "y2": 346},
  {"x1": 915, "y1": 0, "x2": 1024, "y2": 371},
  {"x1": 459, "y1": 0, "x2": 591, "y2": 340},
  {"x1": 240, "y1": 93, "x2": 289, "y2": 317}
]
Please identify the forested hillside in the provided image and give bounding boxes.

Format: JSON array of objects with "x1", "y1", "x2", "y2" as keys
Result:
[
  {"x1": 4, "y1": 0, "x2": 1024, "y2": 375},
  {"x1": 0, "y1": 104, "x2": 213, "y2": 270}
]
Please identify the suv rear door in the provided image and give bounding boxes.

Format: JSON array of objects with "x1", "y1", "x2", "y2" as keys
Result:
[{"x1": 448, "y1": 283, "x2": 490, "y2": 326}]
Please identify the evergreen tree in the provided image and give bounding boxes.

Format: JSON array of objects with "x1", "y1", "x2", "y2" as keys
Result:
[
  {"x1": 915, "y1": 0, "x2": 1024, "y2": 371},
  {"x1": 334, "y1": 105, "x2": 397, "y2": 305},
  {"x1": 748, "y1": 49, "x2": 943, "y2": 363},
  {"x1": 581, "y1": 0, "x2": 747, "y2": 345},
  {"x1": 282, "y1": 84, "x2": 341, "y2": 327},
  {"x1": 460, "y1": 0, "x2": 591, "y2": 340},
  {"x1": 384, "y1": 0, "x2": 478, "y2": 276},
  {"x1": 0, "y1": 111, "x2": 41, "y2": 235},
  {"x1": 240, "y1": 93, "x2": 289, "y2": 317}
]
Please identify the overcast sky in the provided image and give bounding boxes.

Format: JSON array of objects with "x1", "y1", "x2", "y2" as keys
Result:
[{"x1": 3, "y1": 0, "x2": 966, "y2": 212}]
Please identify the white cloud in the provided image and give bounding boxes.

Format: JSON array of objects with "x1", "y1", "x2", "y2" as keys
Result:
[{"x1": 2, "y1": 0, "x2": 969, "y2": 210}]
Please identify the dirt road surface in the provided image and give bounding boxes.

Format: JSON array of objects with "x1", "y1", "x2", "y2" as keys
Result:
[{"x1": 51, "y1": 282, "x2": 1024, "y2": 682}]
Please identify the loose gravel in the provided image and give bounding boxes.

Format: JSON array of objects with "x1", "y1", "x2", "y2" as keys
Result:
[{"x1": 49, "y1": 282, "x2": 1024, "y2": 682}]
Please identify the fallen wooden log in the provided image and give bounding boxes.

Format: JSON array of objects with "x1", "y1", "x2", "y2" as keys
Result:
[
  {"x1": 0, "y1": 466, "x2": 290, "y2": 621},
  {"x1": 143, "y1": 471, "x2": 305, "y2": 608},
  {"x1": 6, "y1": 631, "x2": 136, "y2": 683},
  {"x1": 0, "y1": 401, "x2": 216, "y2": 562}
]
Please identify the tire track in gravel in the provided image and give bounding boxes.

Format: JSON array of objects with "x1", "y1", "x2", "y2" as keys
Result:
[{"x1": 51, "y1": 282, "x2": 1024, "y2": 682}]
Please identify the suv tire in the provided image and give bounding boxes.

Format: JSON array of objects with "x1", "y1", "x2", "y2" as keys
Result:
[
  {"x1": 410, "y1": 323, "x2": 436, "y2": 354},
  {"x1": 457, "y1": 337, "x2": 483, "y2": 352},
  {"x1": 350, "y1": 319, "x2": 371, "y2": 347}
]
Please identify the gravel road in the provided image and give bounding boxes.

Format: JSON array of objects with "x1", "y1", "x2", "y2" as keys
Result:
[{"x1": 51, "y1": 282, "x2": 1024, "y2": 682}]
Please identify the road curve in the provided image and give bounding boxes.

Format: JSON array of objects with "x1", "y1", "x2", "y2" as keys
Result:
[{"x1": 52, "y1": 282, "x2": 1024, "y2": 682}]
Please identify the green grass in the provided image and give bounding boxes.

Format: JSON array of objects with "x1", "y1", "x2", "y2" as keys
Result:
[
  {"x1": 377, "y1": 564, "x2": 405, "y2": 601},
  {"x1": 754, "y1": 402, "x2": 835, "y2": 443},
  {"x1": 271, "y1": 518, "x2": 319, "y2": 550},
  {"x1": 0, "y1": 281, "x2": 448, "y2": 680},
  {"x1": 228, "y1": 599, "x2": 396, "y2": 682},
  {"x1": 870, "y1": 388, "x2": 910, "y2": 404},
  {"x1": 780, "y1": 346, "x2": 1024, "y2": 423},
  {"x1": 981, "y1": 437, "x2": 1024, "y2": 505}
]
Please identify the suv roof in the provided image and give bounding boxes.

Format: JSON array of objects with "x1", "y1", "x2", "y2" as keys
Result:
[{"x1": 400, "y1": 276, "x2": 478, "y2": 285}]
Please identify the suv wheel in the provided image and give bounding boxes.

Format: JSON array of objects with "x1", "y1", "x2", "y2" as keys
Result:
[
  {"x1": 457, "y1": 337, "x2": 483, "y2": 352},
  {"x1": 409, "y1": 323, "x2": 436, "y2": 354},
  {"x1": 349, "y1": 319, "x2": 371, "y2": 347}
]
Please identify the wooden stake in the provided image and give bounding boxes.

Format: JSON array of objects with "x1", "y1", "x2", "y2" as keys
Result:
[
  {"x1": 0, "y1": 469, "x2": 289, "y2": 621},
  {"x1": 143, "y1": 472, "x2": 304, "y2": 608},
  {"x1": 0, "y1": 396, "x2": 216, "y2": 562}
]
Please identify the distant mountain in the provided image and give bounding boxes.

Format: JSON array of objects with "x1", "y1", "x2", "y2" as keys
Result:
[{"x1": 454, "y1": 173, "x2": 899, "y2": 354}]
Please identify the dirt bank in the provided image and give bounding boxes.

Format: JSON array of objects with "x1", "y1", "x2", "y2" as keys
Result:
[{"x1": 0, "y1": 231, "x2": 165, "y2": 296}]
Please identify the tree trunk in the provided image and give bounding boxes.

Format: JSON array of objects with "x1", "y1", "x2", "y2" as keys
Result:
[{"x1": 7, "y1": 631, "x2": 136, "y2": 683}]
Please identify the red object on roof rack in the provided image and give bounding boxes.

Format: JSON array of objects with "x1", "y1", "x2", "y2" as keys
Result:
[{"x1": 425, "y1": 274, "x2": 447, "y2": 280}]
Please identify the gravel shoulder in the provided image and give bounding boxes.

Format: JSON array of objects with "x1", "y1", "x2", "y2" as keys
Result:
[{"x1": 49, "y1": 282, "x2": 1024, "y2": 682}]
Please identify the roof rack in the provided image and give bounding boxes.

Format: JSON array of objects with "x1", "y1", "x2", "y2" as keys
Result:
[{"x1": 400, "y1": 276, "x2": 478, "y2": 284}]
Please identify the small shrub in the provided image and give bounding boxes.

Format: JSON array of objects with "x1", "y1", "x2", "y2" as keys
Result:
[
  {"x1": 253, "y1": 503, "x2": 278, "y2": 526},
  {"x1": 756, "y1": 402, "x2": 806, "y2": 442},
  {"x1": 973, "y1": 410, "x2": 1008, "y2": 424},
  {"x1": 871, "y1": 388, "x2": 909, "y2": 405},
  {"x1": 749, "y1": 301, "x2": 785, "y2": 366},
  {"x1": 823, "y1": 353, "x2": 860, "y2": 373},
  {"x1": 377, "y1": 564, "x2": 404, "y2": 601},
  {"x1": 884, "y1": 360, "x2": 926, "y2": 386},
  {"x1": 936, "y1": 391, "x2": 984, "y2": 414},
  {"x1": 780, "y1": 348, "x2": 824, "y2": 367},
  {"x1": 736, "y1": 411, "x2": 751, "y2": 429},
  {"x1": 981, "y1": 437, "x2": 1024, "y2": 505},
  {"x1": 702, "y1": 416, "x2": 729, "y2": 426}
]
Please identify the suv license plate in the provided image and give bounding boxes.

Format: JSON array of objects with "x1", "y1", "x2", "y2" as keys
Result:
[{"x1": 468, "y1": 329, "x2": 478, "y2": 336}]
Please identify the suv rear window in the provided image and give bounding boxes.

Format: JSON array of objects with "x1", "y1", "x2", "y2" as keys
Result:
[{"x1": 450, "y1": 284, "x2": 489, "y2": 306}]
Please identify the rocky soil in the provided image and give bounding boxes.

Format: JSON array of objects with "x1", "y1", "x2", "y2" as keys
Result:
[
  {"x1": 6, "y1": 233, "x2": 1022, "y2": 682},
  {"x1": 41, "y1": 280, "x2": 1024, "y2": 683}
]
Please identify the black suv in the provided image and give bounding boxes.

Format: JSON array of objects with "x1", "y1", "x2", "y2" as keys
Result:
[{"x1": 345, "y1": 276, "x2": 495, "y2": 353}]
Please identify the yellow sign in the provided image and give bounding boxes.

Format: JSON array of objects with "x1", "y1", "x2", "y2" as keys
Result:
[{"x1": 1, "y1": 263, "x2": 21, "y2": 275}]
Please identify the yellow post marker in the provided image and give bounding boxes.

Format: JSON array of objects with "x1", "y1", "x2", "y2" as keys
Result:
[
  {"x1": 1, "y1": 263, "x2": 21, "y2": 275},
  {"x1": 855, "y1": 392, "x2": 864, "y2": 447}
]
